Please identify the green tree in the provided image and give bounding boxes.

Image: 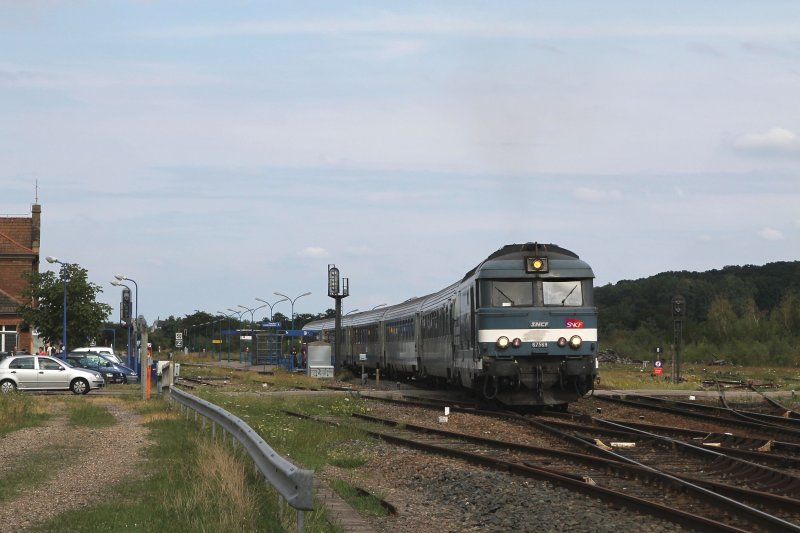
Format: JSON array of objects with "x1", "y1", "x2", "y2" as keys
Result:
[{"x1": 18, "y1": 264, "x2": 112, "y2": 351}]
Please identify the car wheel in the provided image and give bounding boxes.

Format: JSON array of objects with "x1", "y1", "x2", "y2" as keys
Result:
[
  {"x1": 0, "y1": 380, "x2": 17, "y2": 393},
  {"x1": 71, "y1": 378, "x2": 90, "y2": 395}
]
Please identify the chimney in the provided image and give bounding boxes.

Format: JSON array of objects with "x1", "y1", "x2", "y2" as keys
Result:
[{"x1": 31, "y1": 203, "x2": 41, "y2": 253}]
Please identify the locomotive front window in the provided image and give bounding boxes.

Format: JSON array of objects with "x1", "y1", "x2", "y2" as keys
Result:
[
  {"x1": 543, "y1": 280, "x2": 583, "y2": 306},
  {"x1": 485, "y1": 280, "x2": 534, "y2": 307}
]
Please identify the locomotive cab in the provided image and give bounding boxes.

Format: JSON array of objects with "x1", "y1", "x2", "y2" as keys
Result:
[{"x1": 471, "y1": 246, "x2": 598, "y2": 406}]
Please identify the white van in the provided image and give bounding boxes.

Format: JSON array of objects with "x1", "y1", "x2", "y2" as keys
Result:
[{"x1": 71, "y1": 347, "x2": 123, "y2": 365}]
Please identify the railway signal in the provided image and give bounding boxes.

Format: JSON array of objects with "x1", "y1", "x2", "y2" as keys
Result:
[{"x1": 672, "y1": 295, "x2": 685, "y2": 384}]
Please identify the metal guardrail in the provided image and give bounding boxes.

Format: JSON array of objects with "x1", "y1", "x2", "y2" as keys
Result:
[{"x1": 168, "y1": 386, "x2": 314, "y2": 529}]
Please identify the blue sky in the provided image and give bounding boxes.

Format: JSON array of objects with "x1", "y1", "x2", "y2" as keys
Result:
[{"x1": 3, "y1": 1, "x2": 799, "y2": 322}]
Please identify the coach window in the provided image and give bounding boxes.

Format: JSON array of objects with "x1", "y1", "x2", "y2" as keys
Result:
[{"x1": 542, "y1": 280, "x2": 583, "y2": 306}]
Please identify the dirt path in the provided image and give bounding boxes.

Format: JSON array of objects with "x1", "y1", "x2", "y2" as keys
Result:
[{"x1": 0, "y1": 397, "x2": 151, "y2": 531}]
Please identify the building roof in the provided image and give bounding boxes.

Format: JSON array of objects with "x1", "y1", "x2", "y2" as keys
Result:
[{"x1": 0, "y1": 219, "x2": 36, "y2": 255}]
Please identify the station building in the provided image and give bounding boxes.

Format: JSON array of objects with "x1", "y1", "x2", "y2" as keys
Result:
[{"x1": 0, "y1": 204, "x2": 41, "y2": 353}]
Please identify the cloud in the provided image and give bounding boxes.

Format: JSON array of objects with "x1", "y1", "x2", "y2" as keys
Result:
[
  {"x1": 376, "y1": 39, "x2": 426, "y2": 59},
  {"x1": 759, "y1": 227, "x2": 785, "y2": 241},
  {"x1": 145, "y1": 16, "x2": 800, "y2": 41},
  {"x1": 574, "y1": 187, "x2": 622, "y2": 202},
  {"x1": 733, "y1": 128, "x2": 800, "y2": 157},
  {"x1": 301, "y1": 247, "x2": 329, "y2": 258}
]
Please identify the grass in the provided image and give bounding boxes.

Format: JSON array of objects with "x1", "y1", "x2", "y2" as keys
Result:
[
  {"x1": 597, "y1": 362, "x2": 800, "y2": 406},
  {"x1": 66, "y1": 399, "x2": 116, "y2": 427},
  {"x1": 0, "y1": 447, "x2": 77, "y2": 504},
  {"x1": 328, "y1": 479, "x2": 391, "y2": 518},
  {"x1": 30, "y1": 397, "x2": 340, "y2": 532},
  {"x1": 0, "y1": 392, "x2": 50, "y2": 435}
]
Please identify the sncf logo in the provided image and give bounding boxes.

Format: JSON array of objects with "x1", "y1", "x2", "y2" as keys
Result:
[{"x1": 565, "y1": 319, "x2": 584, "y2": 328}]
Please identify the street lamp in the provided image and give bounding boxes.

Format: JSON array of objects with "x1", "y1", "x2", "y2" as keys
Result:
[
  {"x1": 274, "y1": 292, "x2": 310, "y2": 372},
  {"x1": 273, "y1": 291, "x2": 311, "y2": 332},
  {"x1": 111, "y1": 280, "x2": 133, "y2": 367},
  {"x1": 345, "y1": 309, "x2": 360, "y2": 316},
  {"x1": 218, "y1": 310, "x2": 236, "y2": 363},
  {"x1": 238, "y1": 303, "x2": 267, "y2": 366},
  {"x1": 115, "y1": 274, "x2": 139, "y2": 375},
  {"x1": 372, "y1": 303, "x2": 387, "y2": 310},
  {"x1": 255, "y1": 296, "x2": 289, "y2": 322},
  {"x1": 227, "y1": 307, "x2": 247, "y2": 363},
  {"x1": 46, "y1": 256, "x2": 70, "y2": 359}
]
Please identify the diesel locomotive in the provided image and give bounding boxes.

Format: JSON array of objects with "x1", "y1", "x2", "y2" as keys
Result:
[{"x1": 302, "y1": 242, "x2": 598, "y2": 408}]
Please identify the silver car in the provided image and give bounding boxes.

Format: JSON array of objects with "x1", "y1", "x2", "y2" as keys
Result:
[{"x1": 0, "y1": 355, "x2": 105, "y2": 395}]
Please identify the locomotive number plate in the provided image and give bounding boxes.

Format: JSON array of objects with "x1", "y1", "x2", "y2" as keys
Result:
[{"x1": 531, "y1": 342, "x2": 548, "y2": 348}]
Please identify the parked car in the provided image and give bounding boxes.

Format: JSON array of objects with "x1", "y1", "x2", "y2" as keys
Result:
[
  {"x1": 71, "y1": 347, "x2": 123, "y2": 365},
  {"x1": 67, "y1": 353, "x2": 138, "y2": 384},
  {"x1": 0, "y1": 355, "x2": 105, "y2": 394}
]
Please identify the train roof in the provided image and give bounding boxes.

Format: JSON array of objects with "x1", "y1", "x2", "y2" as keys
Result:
[
  {"x1": 462, "y1": 242, "x2": 593, "y2": 281},
  {"x1": 303, "y1": 242, "x2": 593, "y2": 332}
]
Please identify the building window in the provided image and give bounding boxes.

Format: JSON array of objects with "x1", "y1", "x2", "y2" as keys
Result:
[{"x1": 1, "y1": 325, "x2": 19, "y2": 352}]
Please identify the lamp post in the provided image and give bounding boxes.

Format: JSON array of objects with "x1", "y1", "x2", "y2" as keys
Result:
[
  {"x1": 111, "y1": 280, "x2": 133, "y2": 367},
  {"x1": 217, "y1": 310, "x2": 235, "y2": 363},
  {"x1": 255, "y1": 296, "x2": 289, "y2": 321},
  {"x1": 238, "y1": 304, "x2": 266, "y2": 366},
  {"x1": 372, "y1": 304, "x2": 387, "y2": 310},
  {"x1": 273, "y1": 291, "x2": 311, "y2": 332},
  {"x1": 345, "y1": 309, "x2": 360, "y2": 316},
  {"x1": 45, "y1": 256, "x2": 70, "y2": 359},
  {"x1": 227, "y1": 307, "x2": 246, "y2": 363},
  {"x1": 115, "y1": 274, "x2": 139, "y2": 375},
  {"x1": 274, "y1": 291, "x2": 311, "y2": 371}
]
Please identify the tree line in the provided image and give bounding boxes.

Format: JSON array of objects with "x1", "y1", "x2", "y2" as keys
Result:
[{"x1": 595, "y1": 261, "x2": 800, "y2": 366}]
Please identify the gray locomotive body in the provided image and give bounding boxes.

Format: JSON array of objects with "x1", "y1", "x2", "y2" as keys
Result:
[{"x1": 303, "y1": 243, "x2": 598, "y2": 407}]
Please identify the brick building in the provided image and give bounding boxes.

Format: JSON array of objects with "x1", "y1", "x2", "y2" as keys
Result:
[{"x1": 0, "y1": 204, "x2": 41, "y2": 353}]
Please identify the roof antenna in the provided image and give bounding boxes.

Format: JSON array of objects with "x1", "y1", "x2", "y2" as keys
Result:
[{"x1": 35, "y1": 179, "x2": 39, "y2": 203}]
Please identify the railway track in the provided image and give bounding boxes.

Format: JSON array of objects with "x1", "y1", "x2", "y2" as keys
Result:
[
  {"x1": 591, "y1": 393, "x2": 800, "y2": 442},
  {"x1": 289, "y1": 397, "x2": 800, "y2": 532}
]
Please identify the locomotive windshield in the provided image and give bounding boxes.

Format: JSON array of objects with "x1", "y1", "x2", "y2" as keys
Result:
[
  {"x1": 480, "y1": 279, "x2": 587, "y2": 307},
  {"x1": 484, "y1": 280, "x2": 534, "y2": 307},
  {"x1": 543, "y1": 280, "x2": 583, "y2": 306}
]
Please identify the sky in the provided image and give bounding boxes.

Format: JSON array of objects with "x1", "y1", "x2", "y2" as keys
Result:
[{"x1": 2, "y1": 1, "x2": 799, "y2": 324}]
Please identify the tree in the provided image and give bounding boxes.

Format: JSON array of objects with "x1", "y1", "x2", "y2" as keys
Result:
[{"x1": 18, "y1": 263, "x2": 112, "y2": 351}]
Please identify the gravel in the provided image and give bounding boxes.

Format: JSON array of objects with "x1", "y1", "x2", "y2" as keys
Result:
[
  {"x1": 321, "y1": 400, "x2": 692, "y2": 533},
  {"x1": 0, "y1": 397, "x2": 151, "y2": 532}
]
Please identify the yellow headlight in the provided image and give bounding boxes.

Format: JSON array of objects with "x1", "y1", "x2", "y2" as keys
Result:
[{"x1": 496, "y1": 336, "x2": 510, "y2": 349}]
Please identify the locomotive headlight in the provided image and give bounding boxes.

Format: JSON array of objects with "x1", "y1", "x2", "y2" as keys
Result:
[
  {"x1": 526, "y1": 257, "x2": 549, "y2": 273},
  {"x1": 557, "y1": 337, "x2": 568, "y2": 347},
  {"x1": 496, "y1": 336, "x2": 510, "y2": 349},
  {"x1": 569, "y1": 335, "x2": 582, "y2": 349},
  {"x1": 512, "y1": 338, "x2": 522, "y2": 348}
]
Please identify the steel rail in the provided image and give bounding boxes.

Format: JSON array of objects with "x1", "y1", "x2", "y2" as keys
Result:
[
  {"x1": 595, "y1": 394, "x2": 800, "y2": 440},
  {"x1": 748, "y1": 385, "x2": 800, "y2": 419}
]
